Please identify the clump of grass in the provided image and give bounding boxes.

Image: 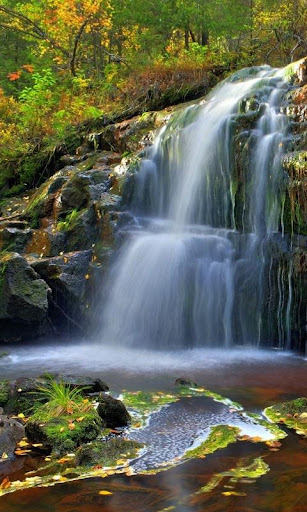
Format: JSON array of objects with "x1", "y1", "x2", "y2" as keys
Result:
[{"x1": 31, "y1": 380, "x2": 92, "y2": 421}]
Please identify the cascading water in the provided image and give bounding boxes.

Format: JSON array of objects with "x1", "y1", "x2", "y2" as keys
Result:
[{"x1": 100, "y1": 66, "x2": 293, "y2": 349}]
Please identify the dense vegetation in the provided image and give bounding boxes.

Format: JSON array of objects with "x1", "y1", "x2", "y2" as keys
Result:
[{"x1": 0, "y1": 0, "x2": 306, "y2": 197}]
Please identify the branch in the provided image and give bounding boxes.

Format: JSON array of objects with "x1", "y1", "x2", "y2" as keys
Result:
[
  {"x1": 0, "y1": 5, "x2": 69, "y2": 57},
  {"x1": 70, "y1": 15, "x2": 92, "y2": 76},
  {"x1": 95, "y1": 44, "x2": 131, "y2": 69}
]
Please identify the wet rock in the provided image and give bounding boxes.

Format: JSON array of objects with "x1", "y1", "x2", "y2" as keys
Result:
[
  {"x1": 0, "y1": 253, "x2": 51, "y2": 342},
  {"x1": 60, "y1": 174, "x2": 91, "y2": 212},
  {"x1": 45, "y1": 374, "x2": 109, "y2": 393},
  {"x1": 75, "y1": 438, "x2": 142, "y2": 467},
  {"x1": 175, "y1": 377, "x2": 198, "y2": 388},
  {"x1": 0, "y1": 226, "x2": 33, "y2": 253},
  {"x1": 0, "y1": 416, "x2": 24, "y2": 459},
  {"x1": 30, "y1": 250, "x2": 92, "y2": 331},
  {"x1": 97, "y1": 395, "x2": 130, "y2": 428}
]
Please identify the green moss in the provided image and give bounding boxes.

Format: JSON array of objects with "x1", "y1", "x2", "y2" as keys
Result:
[
  {"x1": 244, "y1": 411, "x2": 287, "y2": 440},
  {"x1": 264, "y1": 397, "x2": 307, "y2": 436},
  {"x1": 121, "y1": 391, "x2": 178, "y2": 427},
  {"x1": 0, "y1": 380, "x2": 10, "y2": 406},
  {"x1": 57, "y1": 208, "x2": 83, "y2": 231},
  {"x1": 184, "y1": 425, "x2": 240, "y2": 459},
  {"x1": 26, "y1": 408, "x2": 103, "y2": 453},
  {"x1": 75, "y1": 438, "x2": 143, "y2": 467}
]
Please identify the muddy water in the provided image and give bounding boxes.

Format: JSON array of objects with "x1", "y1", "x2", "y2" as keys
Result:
[{"x1": 0, "y1": 344, "x2": 306, "y2": 512}]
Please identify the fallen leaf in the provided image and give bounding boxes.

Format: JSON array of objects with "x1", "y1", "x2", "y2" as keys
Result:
[
  {"x1": 0, "y1": 477, "x2": 10, "y2": 490},
  {"x1": 60, "y1": 427, "x2": 65, "y2": 433},
  {"x1": 222, "y1": 491, "x2": 247, "y2": 496},
  {"x1": 17, "y1": 440, "x2": 30, "y2": 448},
  {"x1": 1, "y1": 453, "x2": 8, "y2": 460},
  {"x1": 68, "y1": 423, "x2": 75, "y2": 431},
  {"x1": 14, "y1": 450, "x2": 31, "y2": 456},
  {"x1": 98, "y1": 490, "x2": 113, "y2": 495}
]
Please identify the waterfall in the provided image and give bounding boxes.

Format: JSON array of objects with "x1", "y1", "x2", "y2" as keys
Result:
[{"x1": 100, "y1": 66, "x2": 292, "y2": 349}]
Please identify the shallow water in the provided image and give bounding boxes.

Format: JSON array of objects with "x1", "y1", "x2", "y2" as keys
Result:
[{"x1": 0, "y1": 343, "x2": 306, "y2": 511}]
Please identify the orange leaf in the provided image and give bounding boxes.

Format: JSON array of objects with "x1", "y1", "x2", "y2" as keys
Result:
[
  {"x1": 0, "y1": 477, "x2": 10, "y2": 490},
  {"x1": 7, "y1": 71, "x2": 21, "y2": 81},
  {"x1": 22, "y1": 64, "x2": 34, "y2": 73}
]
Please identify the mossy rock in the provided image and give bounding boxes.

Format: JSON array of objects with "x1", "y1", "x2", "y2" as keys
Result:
[
  {"x1": 264, "y1": 397, "x2": 307, "y2": 436},
  {"x1": 75, "y1": 438, "x2": 142, "y2": 467},
  {"x1": 26, "y1": 409, "x2": 103, "y2": 454},
  {"x1": 0, "y1": 380, "x2": 10, "y2": 407}
]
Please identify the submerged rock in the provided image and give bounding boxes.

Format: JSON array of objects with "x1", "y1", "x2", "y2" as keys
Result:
[{"x1": 0, "y1": 253, "x2": 51, "y2": 342}]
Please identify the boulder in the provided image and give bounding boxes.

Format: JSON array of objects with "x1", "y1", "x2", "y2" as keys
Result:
[
  {"x1": 97, "y1": 395, "x2": 130, "y2": 428},
  {"x1": 0, "y1": 253, "x2": 51, "y2": 342},
  {"x1": 31, "y1": 250, "x2": 92, "y2": 330}
]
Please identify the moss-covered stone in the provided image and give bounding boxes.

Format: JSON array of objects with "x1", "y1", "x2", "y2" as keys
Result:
[
  {"x1": 75, "y1": 438, "x2": 142, "y2": 467},
  {"x1": 26, "y1": 408, "x2": 103, "y2": 454},
  {"x1": 264, "y1": 397, "x2": 307, "y2": 436}
]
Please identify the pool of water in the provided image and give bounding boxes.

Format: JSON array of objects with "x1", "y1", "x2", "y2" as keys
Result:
[{"x1": 0, "y1": 341, "x2": 306, "y2": 512}]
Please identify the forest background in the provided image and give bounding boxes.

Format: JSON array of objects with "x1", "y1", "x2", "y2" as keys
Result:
[{"x1": 0, "y1": 0, "x2": 306, "y2": 197}]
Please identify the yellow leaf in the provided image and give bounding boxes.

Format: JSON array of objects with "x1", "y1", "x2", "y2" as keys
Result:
[
  {"x1": 68, "y1": 423, "x2": 75, "y2": 431},
  {"x1": 17, "y1": 440, "x2": 30, "y2": 447},
  {"x1": 17, "y1": 413, "x2": 25, "y2": 419},
  {"x1": 1, "y1": 453, "x2": 8, "y2": 459},
  {"x1": 222, "y1": 491, "x2": 247, "y2": 496},
  {"x1": 76, "y1": 417, "x2": 85, "y2": 423},
  {"x1": 98, "y1": 490, "x2": 113, "y2": 495},
  {"x1": 60, "y1": 427, "x2": 65, "y2": 433}
]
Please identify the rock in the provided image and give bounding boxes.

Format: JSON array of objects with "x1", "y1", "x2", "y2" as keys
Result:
[
  {"x1": 0, "y1": 253, "x2": 51, "y2": 342},
  {"x1": 47, "y1": 374, "x2": 109, "y2": 393},
  {"x1": 65, "y1": 206, "x2": 98, "y2": 252},
  {"x1": 97, "y1": 395, "x2": 130, "y2": 428},
  {"x1": 175, "y1": 377, "x2": 198, "y2": 388},
  {"x1": 14, "y1": 374, "x2": 109, "y2": 396},
  {"x1": 74, "y1": 438, "x2": 142, "y2": 467},
  {"x1": 0, "y1": 416, "x2": 24, "y2": 459},
  {"x1": 60, "y1": 174, "x2": 91, "y2": 212},
  {"x1": 0, "y1": 226, "x2": 33, "y2": 253},
  {"x1": 31, "y1": 250, "x2": 92, "y2": 330},
  {"x1": 26, "y1": 409, "x2": 103, "y2": 454}
]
